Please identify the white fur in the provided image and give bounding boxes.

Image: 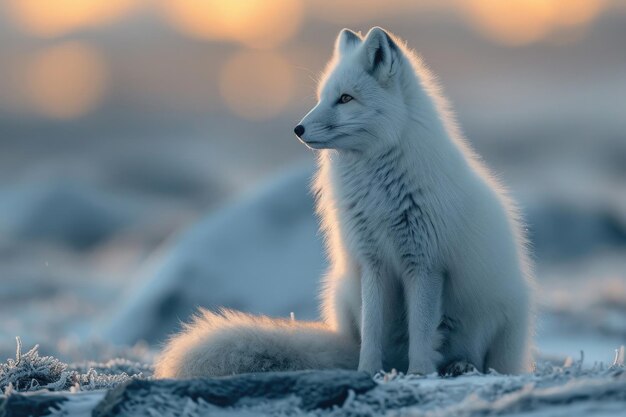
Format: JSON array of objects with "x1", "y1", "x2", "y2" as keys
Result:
[
  {"x1": 155, "y1": 27, "x2": 534, "y2": 378},
  {"x1": 154, "y1": 309, "x2": 357, "y2": 378}
]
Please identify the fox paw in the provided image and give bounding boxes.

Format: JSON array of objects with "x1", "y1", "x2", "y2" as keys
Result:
[
  {"x1": 358, "y1": 358, "x2": 383, "y2": 375},
  {"x1": 440, "y1": 360, "x2": 478, "y2": 377},
  {"x1": 407, "y1": 360, "x2": 437, "y2": 376}
]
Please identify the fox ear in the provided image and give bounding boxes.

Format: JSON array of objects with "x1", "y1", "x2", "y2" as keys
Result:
[
  {"x1": 335, "y1": 28, "x2": 362, "y2": 57},
  {"x1": 362, "y1": 27, "x2": 398, "y2": 83}
]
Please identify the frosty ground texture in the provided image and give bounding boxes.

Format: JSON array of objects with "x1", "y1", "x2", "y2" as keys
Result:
[
  {"x1": 1, "y1": 342, "x2": 624, "y2": 417},
  {"x1": 92, "y1": 365, "x2": 626, "y2": 417},
  {"x1": 0, "y1": 338, "x2": 149, "y2": 393}
]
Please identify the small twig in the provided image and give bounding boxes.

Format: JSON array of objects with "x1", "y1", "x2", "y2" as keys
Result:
[{"x1": 15, "y1": 337, "x2": 22, "y2": 367}]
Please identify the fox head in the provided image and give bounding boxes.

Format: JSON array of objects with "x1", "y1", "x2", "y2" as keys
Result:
[{"x1": 295, "y1": 27, "x2": 416, "y2": 153}]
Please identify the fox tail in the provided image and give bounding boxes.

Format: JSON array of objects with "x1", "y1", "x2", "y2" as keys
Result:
[{"x1": 154, "y1": 309, "x2": 359, "y2": 378}]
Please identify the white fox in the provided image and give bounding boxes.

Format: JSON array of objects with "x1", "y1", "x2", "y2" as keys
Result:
[{"x1": 155, "y1": 27, "x2": 534, "y2": 378}]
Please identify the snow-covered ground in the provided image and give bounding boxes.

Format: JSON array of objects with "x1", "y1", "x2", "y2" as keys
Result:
[{"x1": 1, "y1": 341, "x2": 624, "y2": 416}]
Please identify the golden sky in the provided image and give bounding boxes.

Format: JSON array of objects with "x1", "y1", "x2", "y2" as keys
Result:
[{"x1": 0, "y1": 0, "x2": 622, "y2": 120}]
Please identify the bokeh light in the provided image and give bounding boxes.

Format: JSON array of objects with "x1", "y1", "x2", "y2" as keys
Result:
[
  {"x1": 305, "y1": 0, "x2": 609, "y2": 46},
  {"x1": 307, "y1": 0, "x2": 443, "y2": 24},
  {"x1": 158, "y1": 0, "x2": 303, "y2": 48},
  {"x1": 3, "y1": 0, "x2": 142, "y2": 37},
  {"x1": 219, "y1": 51, "x2": 295, "y2": 120},
  {"x1": 463, "y1": 0, "x2": 606, "y2": 46},
  {"x1": 23, "y1": 42, "x2": 108, "y2": 119},
  {"x1": 551, "y1": 0, "x2": 606, "y2": 27}
]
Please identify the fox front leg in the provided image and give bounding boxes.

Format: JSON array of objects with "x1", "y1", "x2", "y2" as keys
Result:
[
  {"x1": 357, "y1": 265, "x2": 385, "y2": 374},
  {"x1": 405, "y1": 270, "x2": 444, "y2": 375}
]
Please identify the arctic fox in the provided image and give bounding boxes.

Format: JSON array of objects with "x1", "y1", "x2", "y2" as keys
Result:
[{"x1": 155, "y1": 27, "x2": 534, "y2": 378}]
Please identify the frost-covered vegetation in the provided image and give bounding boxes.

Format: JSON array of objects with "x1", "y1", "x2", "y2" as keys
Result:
[
  {"x1": 0, "y1": 338, "x2": 149, "y2": 393},
  {"x1": 1, "y1": 339, "x2": 624, "y2": 416}
]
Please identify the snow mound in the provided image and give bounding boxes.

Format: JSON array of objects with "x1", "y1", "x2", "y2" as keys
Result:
[
  {"x1": 527, "y1": 199, "x2": 626, "y2": 262},
  {"x1": 0, "y1": 182, "x2": 134, "y2": 249},
  {"x1": 102, "y1": 165, "x2": 325, "y2": 345}
]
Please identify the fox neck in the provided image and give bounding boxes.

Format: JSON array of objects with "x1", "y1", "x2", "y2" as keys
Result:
[{"x1": 323, "y1": 99, "x2": 467, "y2": 186}]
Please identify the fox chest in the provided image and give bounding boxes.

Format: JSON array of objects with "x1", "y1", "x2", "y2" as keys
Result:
[{"x1": 337, "y1": 174, "x2": 436, "y2": 273}]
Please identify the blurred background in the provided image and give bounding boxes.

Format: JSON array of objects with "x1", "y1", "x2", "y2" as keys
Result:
[{"x1": 0, "y1": 1, "x2": 625, "y2": 365}]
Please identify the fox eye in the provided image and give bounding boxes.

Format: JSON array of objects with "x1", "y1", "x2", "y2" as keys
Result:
[{"x1": 338, "y1": 94, "x2": 353, "y2": 104}]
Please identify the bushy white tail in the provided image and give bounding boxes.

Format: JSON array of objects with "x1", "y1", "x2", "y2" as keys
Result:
[{"x1": 154, "y1": 309, "x2": 359, "y2": 378}]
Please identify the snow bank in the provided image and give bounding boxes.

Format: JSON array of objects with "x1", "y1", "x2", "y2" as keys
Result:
[
  {"x1": 101, "y1": 165, "x2": 325, "y2": 345},
  {"x1": 0, "y1": 182, "x2": 135, "y2": 250}
]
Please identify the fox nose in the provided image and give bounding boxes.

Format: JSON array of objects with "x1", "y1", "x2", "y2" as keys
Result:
[{"x1": 294, "y1": 124, "x2": 305, "y2": 137}]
